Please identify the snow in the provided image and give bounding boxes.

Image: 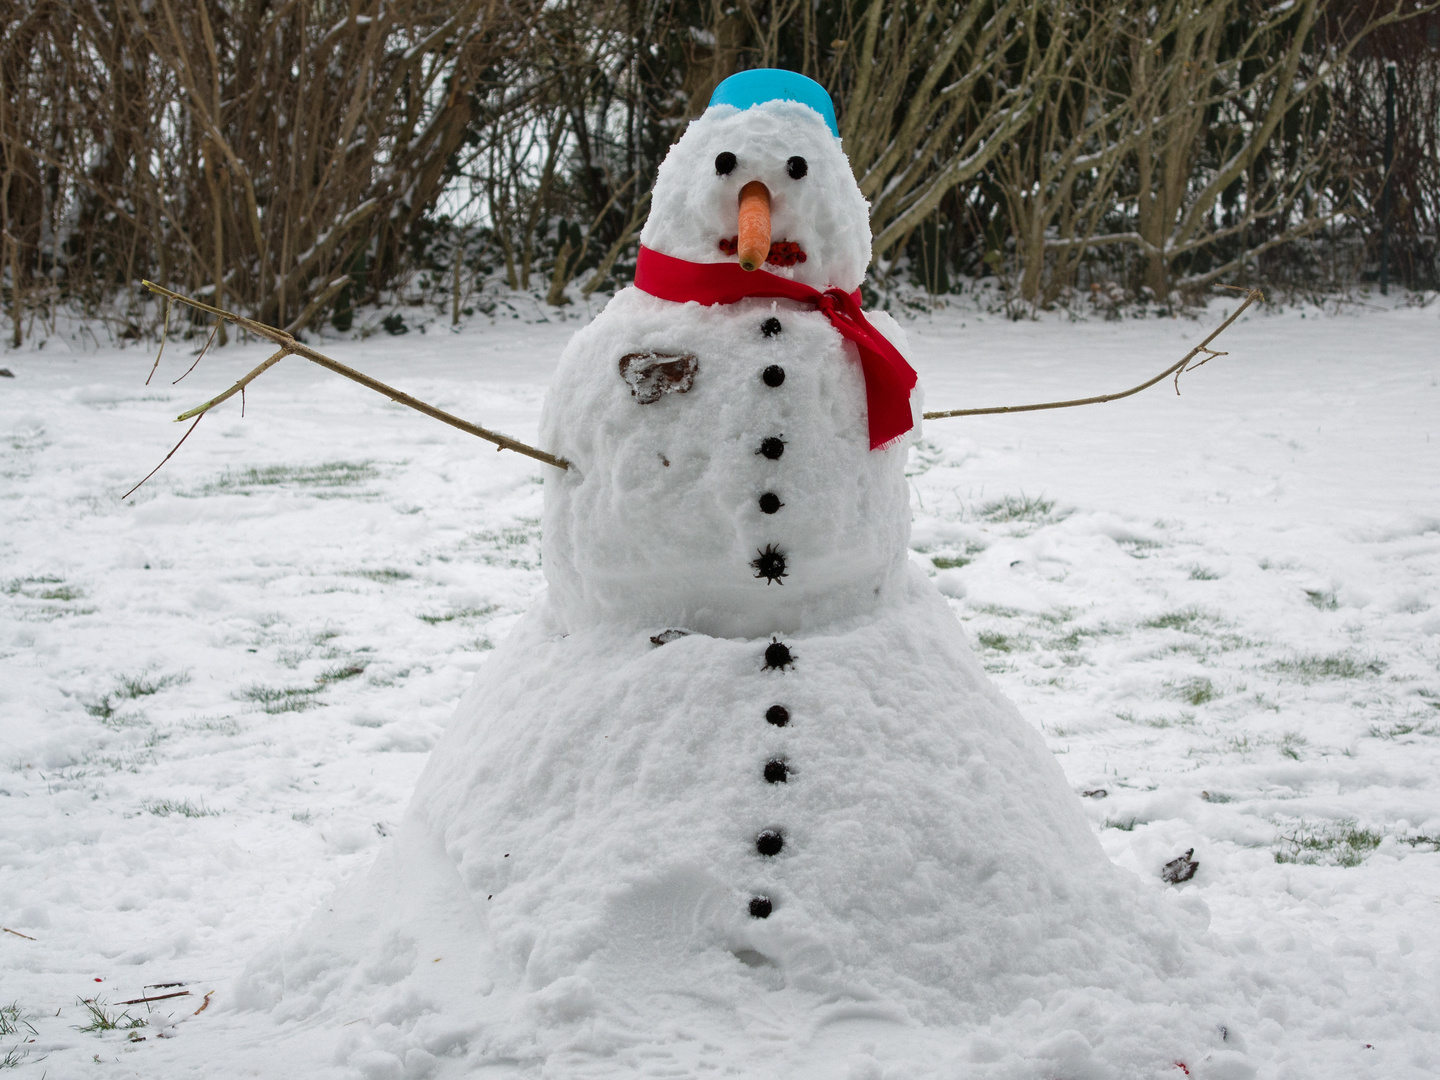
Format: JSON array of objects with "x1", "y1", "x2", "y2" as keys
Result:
[{"x1": 2, "y1": 293, "x2": 1439, "y2": 1079}]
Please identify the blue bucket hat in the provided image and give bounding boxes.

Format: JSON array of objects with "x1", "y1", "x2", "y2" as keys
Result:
[{"x1": 708, "y1": 69, "x2": 840, "y2": 138}]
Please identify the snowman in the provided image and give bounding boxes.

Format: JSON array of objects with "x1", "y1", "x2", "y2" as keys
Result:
[{"x1": 243, "y1": 71, "x2": 1231, "y2": 1078}]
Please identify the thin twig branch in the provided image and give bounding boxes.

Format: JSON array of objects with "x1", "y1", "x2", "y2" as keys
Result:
[
  {"x1": 922, "y1": 287, "x2": 1264, "y2": 420},
  {"x1": 140, "y1": 281, "x2": 570, "y2": 471},
  {"x1": 175, "y1": 345, "x2": 291, "y2": 420},
  {"x1": 144, "y1": 298, "x2": 172, "y2": 386},
  {"x1": 123, "y1": 415, "x2": 204, "y2": 500},
  {"x1": 172, "y1": 318, "x2": 221, "y2": 385}
]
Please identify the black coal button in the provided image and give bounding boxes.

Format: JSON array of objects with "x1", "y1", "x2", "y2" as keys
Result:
[
  {"x1": 715, "y1": 151, "x2": 737, "y2": 175},
  {"x1": 764, "y1": 759, "x2": 788, "y2": 784},
  {"x1": 761, "y1": 317, "x2": 782, "y2": 337},
  {"x1": 758, "y1": 492, "x2": 783, "y2": 514},
  {"x1": 757, "y1": 437, "x2": 785, "y2": 460},
  {"x1": 756, "y1": 830, "x2": 784, "y2": 856},
  {"x1": 766, "y1": 704, "x2": 790, "y2": 726},
  {"x1": 751, "y1": 545, "x2": 788, "y2": 584},
  {"x1": 786, "y1": 156, "x2": 808, "y2": 180},
  {"x1": 748, "y1": 895, "x2": 772, "y2": 918},
  {"x1": 762, "y1": 364, "x2": 785, "y2": 387},
  {"x1": 763, "y1": 640, "x2": 792, "y2": 669}
]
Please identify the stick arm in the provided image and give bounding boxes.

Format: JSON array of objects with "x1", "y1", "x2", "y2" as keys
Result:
[{"x1": 141, "y1": 281, "x2": 571, "y2": 471}]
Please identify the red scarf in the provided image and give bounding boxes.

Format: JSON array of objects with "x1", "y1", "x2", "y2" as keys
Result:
[{"x1": 632, "y1": 245, "x2": 917, "y2": 450}]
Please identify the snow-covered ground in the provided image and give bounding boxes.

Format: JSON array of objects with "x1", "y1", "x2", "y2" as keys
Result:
[{"x1": 2, "y1": 293, "x2": 1438, "y2": 1078}]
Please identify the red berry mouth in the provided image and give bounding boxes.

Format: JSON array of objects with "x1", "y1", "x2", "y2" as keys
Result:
[{"x1": 718, "y1": 237, "x2": 807, "y2": 267}]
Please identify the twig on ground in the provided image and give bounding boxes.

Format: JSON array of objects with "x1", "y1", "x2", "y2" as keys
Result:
[
  {"x1": 139, "y1": 281, "x2": 569, "y2": 471},
  {"x1": 144, "y1": 297, "x2": 172, "y2": 386},
  {"x1": 193, "y1": 991, "x2": 214, "y2": 1015},
  {"x1": 923, "y1": 286, "x2": 1264, "y2": 420},
  {"x1": 2, "y1": 927, "x2": 36, "y2": 940},
  {"x1": 117, "y1": 991, "x2": 190, "y2": 1006}
]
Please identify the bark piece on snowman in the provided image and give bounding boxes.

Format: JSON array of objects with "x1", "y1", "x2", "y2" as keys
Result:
[{"x1": 618, "y1": 351, "x2": 698, "y2": 404}]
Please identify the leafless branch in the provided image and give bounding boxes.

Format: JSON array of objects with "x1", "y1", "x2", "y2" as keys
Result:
[
  {"x1": 923, "y1": 287, "x2": 1263, "y2": 419},
  {"x1": 142, "y1": 282, "x2": 570, "y2": 471}
]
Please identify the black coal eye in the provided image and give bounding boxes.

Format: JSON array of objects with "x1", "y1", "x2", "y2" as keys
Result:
[
  {"x1": 715, "y1": 152, "x2": 737, "y2": 175},
  {"x1": 786, "y1": 156, "x2": 808, "y2": 180}
]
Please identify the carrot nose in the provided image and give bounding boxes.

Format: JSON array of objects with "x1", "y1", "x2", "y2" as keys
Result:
[{"x1": 736, "y1": 181, "x2": 771, "y2": 272}]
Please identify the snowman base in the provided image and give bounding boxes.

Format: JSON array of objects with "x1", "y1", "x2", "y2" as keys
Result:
[{"x1": 237, "y1": 567, "x2": 1241, "y2": 1078}]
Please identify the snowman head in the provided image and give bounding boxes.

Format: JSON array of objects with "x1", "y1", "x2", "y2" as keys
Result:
[{"x1": 640, "y1": 70, "x2": 872, "y2": 294}]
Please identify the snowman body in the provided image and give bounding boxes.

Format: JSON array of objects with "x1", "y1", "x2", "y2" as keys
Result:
[
  {"x1": 540, "y1": 288, "x2": 914, "y2": 639},
  {"x1": 244, "y1": 78, "x2": 1200, "y2": 1075}
]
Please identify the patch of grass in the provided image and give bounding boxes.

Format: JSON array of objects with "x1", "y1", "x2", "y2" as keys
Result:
[
  {"x1": 85, "y1": 750, "x2": 156, "y2": 774},
  {"x1": 1274, "y1": 819, "x2": 1383, "y2": 867},
  {"x1": 1048, "y1": 627, "x2": 1085, "y2": 651},
  {"x1": 1225, "y1": 733, "x2": 1263, "y2": 755},
  {"x1": 1270, "y1": 653, "x2": 1385, "y2": 683},
  {"x1": 3, "y1": 575, "x2": 63, "y2": 596},
  {"x1": 1279, "y1": 731, "x2": 1307, "y2": 760},
  {"x1": 84, "y1": 697, "x2": 117, "y2": 721},
  {"x1": 118, "y1": 671, "x2": 188, "y2": 698},
  {"x1": 1117, "y1": 708, "x2": 1195, "y2": 729},
  {"x1": 1151, "y1": 711, "x2": 1195, "y2": 729},
  {"x1": 38, "y1": 584, "x2": 84, "y2": 601},
  {"x1": 968, "y1": 603, "x2": 1024, "y2": 618},
  {"x1": 1, "y1": 1047, "x2": 29, "y2": 1069},
  {"x1": 1304, "y1": 589, "x2": 1338, "y2": 610},
  {"x1": 238, "y1": 684, "x2": 323, "y2": 713},
  {"x1": 0, "y1": 1004, "x2": 35, "y2": 1039},
  {"x1": 291, "y1": 810, "x2": 313, "y2": 824},
  {"x1": 85, "y1": 671, "x2": 188, "y2": 724},
  {"x1": 75, "y1": 997, "x2": 147, "y2": 1034},
  {"x1": 976, "y1": 630, "x2": 1016, "y2": 652},
  {"x1": 1115, "y1": 537, "x2": 1164, "y2": 558},
  {"x1": 1143, "y1": 607, "x2": 1212, "y2": 632},
  {"x1": 930, "y1": 555, "x2": 970, "y2": 570},
  {"x1": 976, "y1": 493, "x2": 1055, "y2": 523},
  {"x1": 1104, "y1": 817, "x2": 1138, "y2": 831},
  {"x1": 1170, "y1": 676, "x2": 1218, "y2": 706},
  {"x1": 317, "y1": 662, "x2": 367, "y2": 684},
  {"x1": 418, "y1": 605, "x2": 497, "y2": 625},
  {"x1": 1369, "y1": 719, "x2": 1440, "y2": 739},
  {"x1": 4, "y1": 576, "x2": 94, "y2": 619},
  {"x1": 144, "y1": 798, "x2": 218, "y2": 818},
  {"x1": 202, "y1": 461, "x2": 378, "y2": 496},
  {"x1": 182, "y1": 716, "x2": 241, "y2": 736},
  {"x1": 470, "y1": 521, "x2": 543, "y2": 569},
  {"x1": 1200, "y1": 790, "x2": 1233, "y2": 803},
  {"x1": 1186, "y1": 565, "x2": 1220, "y2": 580},
  {"x1": 348, "y1": 569, "x2": 413, "y2": 583}
]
